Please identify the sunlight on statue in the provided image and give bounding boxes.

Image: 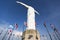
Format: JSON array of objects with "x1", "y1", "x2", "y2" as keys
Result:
[{"x1": 16, "y1": 1, "x2": 39, "y2": 30}]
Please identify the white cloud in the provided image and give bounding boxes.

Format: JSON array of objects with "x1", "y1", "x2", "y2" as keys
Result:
[
  {"x1": 13, "y1": 30, "x2": 23, "y2": 36},
  {"x1": 0, "y1": 20, "x2": 10, "y2": 29},
  {"x1": 9, "y1": 25, "x2": 13, "y2": 29}
]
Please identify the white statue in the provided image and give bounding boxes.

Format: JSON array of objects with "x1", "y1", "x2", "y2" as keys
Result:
[{"x1": 16, "y1": 1, "x2": 39, "y2": 30}]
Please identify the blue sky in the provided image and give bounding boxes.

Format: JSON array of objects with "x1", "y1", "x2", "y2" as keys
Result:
[{"x1": 0, "y1": 0, "x2": 60, "y2": 37}]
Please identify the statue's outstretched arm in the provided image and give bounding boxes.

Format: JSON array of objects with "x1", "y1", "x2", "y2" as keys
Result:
[
  {"x1": 16, "y1": 1, "x2": 29, "y2": 8},
  {"x1": 35, "y1": 10, "x2": 39, "y2": 15}
]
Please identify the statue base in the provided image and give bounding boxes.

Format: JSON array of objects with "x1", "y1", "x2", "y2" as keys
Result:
[{"x1": 22, "y1": 29, "x2": 40, "y2": 40}]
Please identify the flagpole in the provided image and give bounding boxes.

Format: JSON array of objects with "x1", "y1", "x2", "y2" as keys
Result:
[
  {"x1": 54, "y1": 31, "x2": 60, "y2": 40},
  {"x1": 43, "y1": 22, "x2": 52, "y2": 40},
  {"x1": 2, "y1": 29, "x2": 8, "y2": 40},
  {"x1": 53, "y1": 32, "x2": 57, "y2": 40},
  {"x1": 0, "y1": 30, "x2": 3, "y2": 35},
  {"x1": 50, "y1": 24, "x2": 60, "y2": 40},
  {"x1": 8, "y1": 29, "x2": 13, "y2": 40},
  {"x1": 8, "y1": 24, "x2": 16, "y2": 40},
  {"x1": 45, "y1": 26, "x2": 52, "y2": 40},
  {"x1": 54, "y1": 29, "x2": 60, "y2": 38},
  {"x1": 56, "y1": 31, "x2": 60, "y2": 37}
]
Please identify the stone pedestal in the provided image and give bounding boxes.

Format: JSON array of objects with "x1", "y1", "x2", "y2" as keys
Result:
[{"x1": 22, "y1": 29, "x2": 40, "y2": 40}]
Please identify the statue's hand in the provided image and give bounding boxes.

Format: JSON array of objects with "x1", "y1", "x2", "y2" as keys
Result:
[{"x1": 16, "y1": 1, "x2": 20, "y2": 3}]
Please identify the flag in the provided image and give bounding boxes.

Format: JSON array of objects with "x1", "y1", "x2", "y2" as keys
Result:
[
  {"x1": 8, "y1": 29, "x2": 12, "y2": 34},
  {"x1": 10, "y1": 29, "x2": 12, "y2": 32},
  {"x1": 8, "y1": 32, "x2": 9, "y2": 34},
  {"x1": 24, "y1": 21, "x2": 27, "y2": 26},
  {"x1": 50, "y1": 24, "x2": 57, "y2": 31},
  {"x1": 43, "y1": 22, "x2": 46, "y2": 27},
  {"x1": 15, "y1": 23, "x2": 18, "y2": 29},
  {"x1": 50, "y1": 24, "x2": 54, "y2": 29}
]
